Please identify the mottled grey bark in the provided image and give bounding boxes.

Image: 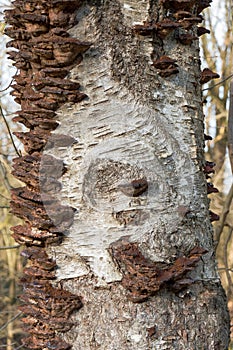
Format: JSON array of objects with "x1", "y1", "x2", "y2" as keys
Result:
[{"x1": 44, "y1": 1, "x2": 229, "y2": 349}]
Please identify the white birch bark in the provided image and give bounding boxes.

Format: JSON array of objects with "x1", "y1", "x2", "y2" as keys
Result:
[{"x1": 42, "y1": 1, "x2": 229, "y2": 349}]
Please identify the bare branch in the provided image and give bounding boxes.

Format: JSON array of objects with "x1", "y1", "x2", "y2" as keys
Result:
[
  {"x1": 202, "y1": 73, "x2": 233, "y2": 91},
  {"x1": 0, "y1": 105, "x2": 21, "y2": 157},
  {"x1": 214, "y1": 182, "x2": 233, "y2": 243},
  {"x1": 0, "y1": 193, "x2": 10, "y2": 201},
  {"x1": 0, "y1": 312, "x2": 22, "y2": 333},
  {"x1": 228, "y1": 80, "x2": 233, "y2": 173},
  {"x1": 0, "y1": 245, "x2": 20, "y2": 250},
  {"x1": 222, "y1": 227, "x2": 233, "y2": 297}
]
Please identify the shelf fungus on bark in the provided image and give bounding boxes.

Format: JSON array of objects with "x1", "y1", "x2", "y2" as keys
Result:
[
  {"x1": 118, "y1": 178, "x2": 148, "y2": 197},
  {"x1": 12, "y1": 154, "x2": 66, "y2": 192},
  {"x1": 11, "y1": 224, "x2": 62, "y2": 246},
  {"x1": 153, "y1": 56, "x2": 179, "y2": 77},
  {"x1": 17, "y1": 247, "x2": 82, "y2": 349},
  {"x1": 5, "y1": 0, "x2": 88, "y2": 346},
  {"x1": 133, "y1": 21, "x2": 157, "y2": 36},
  {"x1": 21, "y1": 247, "x2": 57, "y2": 270},
  {"x1": 204, "y1": 134, "x2": 213, "y2": 141},
  {"x1": 200, "y1": 68, "x2": 220, "y2": 84},
  {"x1": 110, "y1": 238, "x2": 207, "y2": 302},
  {"x1": 203, "y1": 161, "x2": 216, "y2": 174},
  {"x1": 209, "y1": 210, "x2": 220, "y2": 222},
  {"x1": 178, "y1": 16, "x2": 203, "y2": 30},
  {"x1": 197, "y1": 0, "x2": 213, "y2": 14},
  {"x1": 21, "y1": 336, "x2": 72, "y2": 350},
  {"x1": 197, "y1": 27, "x2": 210, "y2": 37},
  {"x1": 156, "y1": 19, "x2": 181, "y2": 39},
  {"x1": 10, "y1": 187, "x2": 76, "y2": 232},
  {"x1": 178, "y1": 32, "x2": 198, "y2": 45},
  {"x1": 173, "y1": 10, "x2": 193, "y2": 20},
  {"x1": 207, "y1": 182, "x2": 219, "y2": 194},
  {"x1": 133, "y1": 19, "x2": 181, "y2": 39},
  {"x1": 161, "y1": 0, "x2": 212, "y2": 14},
  {"x1": 160, "y1": 0, "x2": 197, "y2": 11}
]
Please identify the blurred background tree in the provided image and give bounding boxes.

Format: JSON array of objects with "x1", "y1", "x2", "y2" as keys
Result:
[{"x1": 201, "y1": 0, "x2": 233, "y2": 347}]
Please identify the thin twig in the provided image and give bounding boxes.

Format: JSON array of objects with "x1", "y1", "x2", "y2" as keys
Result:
[
  {"x1": 0, "y1": 245, "x2": 20, "y2": 250},
  {"x1": 215, "y1": 182, "x2": 233, "y2": 243},
  {"x1": 228, "y1": 80, "x2": 233, "y2": 173},
  {"x1": 202, "y1": 73, "x2": 233, "y2": 91},
  {"x1": 0, "y1": 162, "x2": 11, "y2": 192},
  {"x1": 0, "y1": 105, "x2": 21, "y2": 157},
  {"x1": 0, "y1": 312, "x2": 22, "y2": 332},
  {"x1": 0, "y1": 193, "x2": 10, "y2": 201},
  {"x1": 0, "y1": 343, "x2": 18, "y2": 349},
  {"x1": 13, "y1": 345, "x2": 25, "y2": 350},
  {"x1": 222, "y1": 227, "x2": 233, "y2": 298},
  {"x1": 218, "y1": 267, "x2": 233, "y2": 273}
]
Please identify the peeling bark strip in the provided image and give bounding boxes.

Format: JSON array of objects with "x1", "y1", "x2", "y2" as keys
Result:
[{"x1": 5, "y1": 1, "x2": 89, "y2": 349}]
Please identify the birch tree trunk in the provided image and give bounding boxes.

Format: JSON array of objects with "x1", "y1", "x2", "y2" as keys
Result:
[{"x1": 7, "y1": 0, "x2": 230, "y2": 349}]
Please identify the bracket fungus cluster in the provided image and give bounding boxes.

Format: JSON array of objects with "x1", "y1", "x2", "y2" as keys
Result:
[
  {"x1": 152, "y1": 55, "x2": 179, "y2": 77},
  {"x1": 133, "y1": 0, "x2": 220, "y2": 225},
  {"x1": 133, "y1": 0, "x2": 213, "y2": 78},
  {"x1": 201, "y1": 73, "x2": 220, "y2": 221},
  {"x1": 110, "y1": 238, "x2": 207, "y2": 303},
  {"x1": 203, "y1": 160, "x2": 220, "y2": 222},
  {"x1": 5, "y1": 0, "x2": 90, "y2": 348}
]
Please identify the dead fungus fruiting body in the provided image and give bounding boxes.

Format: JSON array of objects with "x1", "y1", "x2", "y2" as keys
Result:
[
  {"x1": 110, "y1": 238, "x2": 207, "y2": 303},
  {"x1": 5, "y1": 0, "x2": 88, "y2": 348}
]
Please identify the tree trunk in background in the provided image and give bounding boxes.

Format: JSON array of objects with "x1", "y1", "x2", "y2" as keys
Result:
[{"x1": 6, "y1": 1, "x2": 230, "y2": 349}]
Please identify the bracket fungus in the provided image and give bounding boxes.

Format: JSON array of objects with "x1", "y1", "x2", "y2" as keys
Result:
[
  {"x1": 209, "y1": 210, "x2": 220, "y2": 222},
  {"x1": 178, "y1": 32, "x2": 198, "y2": 45},
  {"x1": 153, "y1": 56, "x2": 179, "y2": 77},
  {"x1": 200, "y1": 68, "x2": 220, "y2": 84},
  {"x1": 110, "y1": 238, "x2": 207, "y2": 302},
  {"x1": 197, "y1": 26, "x2": 210, "y2": 36},
  {"x1": 5, "y1": 0, "x2": 89, "y2": 348}
]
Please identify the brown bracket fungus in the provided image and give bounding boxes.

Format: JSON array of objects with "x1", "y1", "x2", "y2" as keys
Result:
[
  {"x1": 204, "y1": 134, "x2": 213, "y2": 141},
  {"x1": 156, "y1": 19, "x2": 181, "y2": 39},
  {"x1": 209, "y1": 210, "x2": 220, "y2": 222},
  {"x1": 178, "y1": 32, "x2": 198, "y2": 45},
  {"x1": 110, "y1": 238, "x2": 207, "y2": 302},
  {"x1": 203, "y1": 161, "x2": 216, "y2": 174},
  {"x1": 160, "y1": 0, "x2": 196, "y2": 11},
  {"x1": 207, "y1": 183, "x2": 219, "y2": 194},
  {"x1": 197, "y1": 26, "x2": 210, "y2": 36},
  {"x1": 200, "y1": 68, "x2": 220, "y2": 84},
  {"x1": 5, "y1": 0, "x2": 89, "y2": 348},
  {"x1": 153, "y1": 56, "x2": 179, "y2": 77}
]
